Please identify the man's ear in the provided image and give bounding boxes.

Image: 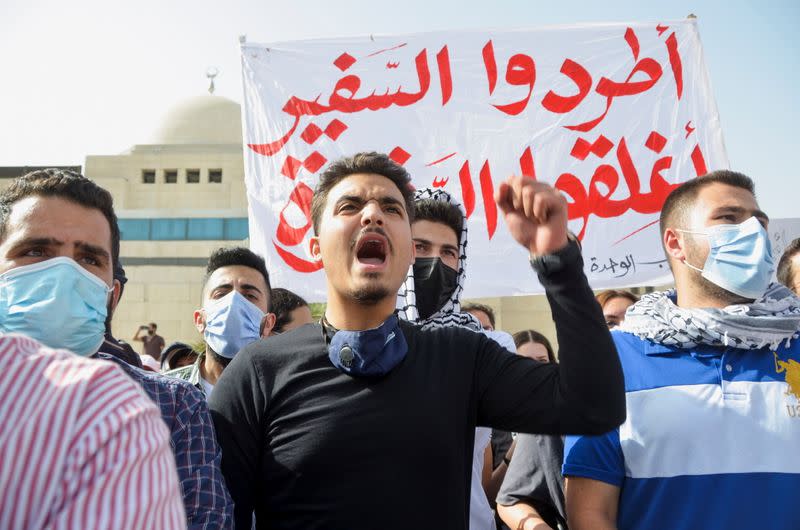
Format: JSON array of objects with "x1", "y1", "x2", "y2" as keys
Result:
[
  {"x1": 309, "y1": 236, "x2": 322, "y2": 262},
  {"x1": 663, "y1": 228, "x2": 687, "y2": 263},
  {"x1": 194, "y1": 309, "x2": 206, "y2": 335},
  {"x1": 260, "y1": 313, "x2": 277, "y2": 338},
  {"x1": 109, "y1": 279, "x2": 122, "y2": 312}
]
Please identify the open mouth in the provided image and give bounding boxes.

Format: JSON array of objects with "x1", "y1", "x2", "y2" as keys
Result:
[{"x1": 355, "y1": 233, "x2": 388, "y2": 266}]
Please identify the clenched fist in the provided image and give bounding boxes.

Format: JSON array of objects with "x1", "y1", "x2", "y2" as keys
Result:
[{"x1": 495, "y1": 176, "x2": 569, "y2": 256}]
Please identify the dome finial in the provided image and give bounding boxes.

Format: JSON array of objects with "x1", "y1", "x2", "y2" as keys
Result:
[{"x1": 206, "y1": 67, "x2": 219, "y2": 95}]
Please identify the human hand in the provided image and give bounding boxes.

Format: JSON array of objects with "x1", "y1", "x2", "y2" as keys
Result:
[{"x1": 495, "y1": 176, "x2": 568, "y2": 256}]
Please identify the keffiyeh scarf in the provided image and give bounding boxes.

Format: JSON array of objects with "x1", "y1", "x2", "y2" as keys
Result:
[
  {"x1": 397, "y1": 188, "x2": 482, "y2": 332},
  {"x1": 618, "y1": 283, "x2": 800, "y2": 350}
]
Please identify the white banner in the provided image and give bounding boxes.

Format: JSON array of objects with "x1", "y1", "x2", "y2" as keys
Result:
[
  {"x1": 770, "y1": 219, "x2": 800, "y2": 280},
  {"x1": 241, "y1": 20, "x2": 728, "y2": 301}
]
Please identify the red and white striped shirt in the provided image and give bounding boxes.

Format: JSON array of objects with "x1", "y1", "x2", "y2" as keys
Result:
[{"x1": 0, "y1": 334, "x2": 186, "y2": 529}]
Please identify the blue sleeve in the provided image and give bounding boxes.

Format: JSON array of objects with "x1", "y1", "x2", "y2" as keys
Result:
[
  {"x1": 562, "y1": 429, "x2": 625, "y2": 487},
  {"x1": 173, "y1": 384, "x2": 235, "y2": 529}
]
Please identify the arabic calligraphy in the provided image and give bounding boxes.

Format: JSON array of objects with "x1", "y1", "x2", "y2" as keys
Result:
[
  {"x1": 250, "y1": 25, "x2": 684, "y2": 158},
  {"x1": 249, "y1": 23, "x2": 707, "y2": 274},
  {"x1": 589, "y1": 254, "x2": 637, "y2": 278}
]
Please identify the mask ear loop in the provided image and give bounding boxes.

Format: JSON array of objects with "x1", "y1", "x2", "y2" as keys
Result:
[
  {"x1": 674, "y1": 228, "x2": 708, "y2": 274},
  {"x1": 683, "y1": 259, "x2": 704, "y2": 273}
]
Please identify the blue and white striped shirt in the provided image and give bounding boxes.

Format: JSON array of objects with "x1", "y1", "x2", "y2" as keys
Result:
[{"x1": 563, "y1": 330, "x2": 800, "y2": 530}]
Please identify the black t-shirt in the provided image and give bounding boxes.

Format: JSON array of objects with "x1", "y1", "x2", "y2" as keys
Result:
[{"x1": 209, "y1": 245, "x2": 624, "y2": 530}]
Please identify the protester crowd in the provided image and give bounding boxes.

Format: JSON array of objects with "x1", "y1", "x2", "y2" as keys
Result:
[{"x1": 1, "y1": 154, "x2": 798, "y2": 530}]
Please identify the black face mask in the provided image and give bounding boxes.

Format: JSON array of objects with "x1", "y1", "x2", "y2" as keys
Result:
[{"x1": 412, "y1": 257, "x2": 458, "y2": 320}]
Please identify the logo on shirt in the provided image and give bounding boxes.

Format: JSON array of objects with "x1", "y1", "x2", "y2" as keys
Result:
[{"x1": 775, "y1": 351, "x2": 800, "y2": 418}]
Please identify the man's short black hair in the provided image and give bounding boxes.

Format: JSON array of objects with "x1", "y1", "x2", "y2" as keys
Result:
[
  {"x1": 462, "y1": 302, "x2": 495, "y2": 328},
  {"x1": 0, "y1": 168, "x2": 120, "y2": 265},
  {"x1": 659, "y1": 170, "x2": 756, "y2": 237},
  {"x1": 204, "y1": 247, "x2": 273, "y2": 311},
  {"x1": 413, "y1": 198, "x2": 463, "y2": 244},
  {"x1": 311, "y1": 152, "x2": 415, "y2": 235},
  {"x1": 271, "y1": 287, "x2": 310, "y2": 333},
  {"x1": 777, "y1": 237, "x2": 800, "y2": 290}
]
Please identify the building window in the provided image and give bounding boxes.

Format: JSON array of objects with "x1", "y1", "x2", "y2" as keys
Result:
[
  {"x1": 118, "y1": 217, "x2": 249, "y2": 241},
  {"x1": 187, "y1": 169, "x2": 200, "y2": 183},
  {"x1": 164, "y1": 169, "x2": 178, "y2": 183},
  {"x1": 208, "y1": 169, "x2": 223, "y2": 183},
  {"x1": 142, "y1": 169, "x2": 156, "y2": 184}
]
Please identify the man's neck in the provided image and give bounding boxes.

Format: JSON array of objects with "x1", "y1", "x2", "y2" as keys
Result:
[
  {"x1": 325, "y1": 293, "x2": 397, "y2": 331},
  {"x1": 676, "y1": 290, "x2": 728, "y2": 309},
  {"x1": 674, "y1": 278, "x2": 750, "y2": 309},
  {"x1": 200, "y1": 351, "x2": 225, "y2": 385}
]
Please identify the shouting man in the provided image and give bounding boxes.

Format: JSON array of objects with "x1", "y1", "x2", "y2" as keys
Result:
[{"x1": 210, "y1": 152, "x2": 625, "y2": 530}]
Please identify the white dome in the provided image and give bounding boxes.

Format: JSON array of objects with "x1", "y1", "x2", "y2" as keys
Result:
[{"x1": 150, "y1": 95, "x2": 242, "y2": 145}]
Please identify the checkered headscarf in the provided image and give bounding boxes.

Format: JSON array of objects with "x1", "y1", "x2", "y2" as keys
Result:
[
  {"x1": 619, "y1": 283, "x2": 800, "y2": 350},
  {"x1": 397, "y1": 188, "x2": 482, "y2": 331}
]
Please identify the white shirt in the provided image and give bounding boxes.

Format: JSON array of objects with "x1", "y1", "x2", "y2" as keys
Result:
[
  {"x1": 200, "y1": 376, "x2": 215, "y2": 399},
  {"x1": 470, "y1": 426, "x2": 496, "y2": 530},
  {"x1": 469, "y1": 329, "x2": 516, "y2": 530}
]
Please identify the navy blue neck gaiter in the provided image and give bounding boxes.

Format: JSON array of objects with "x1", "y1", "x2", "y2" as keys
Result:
[{"x1": 325, "y1": 314, "x2": 408, "y2": 377}]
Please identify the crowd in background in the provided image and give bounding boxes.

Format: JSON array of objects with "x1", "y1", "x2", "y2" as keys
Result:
[{"x1": 1, "y1": 155, "x2": 799, "y2": 530}]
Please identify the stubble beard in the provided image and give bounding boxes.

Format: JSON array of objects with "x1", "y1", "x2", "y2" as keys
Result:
[
  {"x1": 694, "y1": 274, "x2": 751, "y2": 305},
  {"x1": 350, "y1": 273, "x2": 391, "y2": 306}
]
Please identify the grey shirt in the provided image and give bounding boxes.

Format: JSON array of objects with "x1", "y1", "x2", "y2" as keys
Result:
[{"x1": 496, "y1": 433, "x2": 567, "y2": 530}]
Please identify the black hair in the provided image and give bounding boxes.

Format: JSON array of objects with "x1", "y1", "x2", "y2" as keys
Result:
[
  {"x1": 0, "y1": 168, "x2": 120, "y2": 265},
  {"x1": 413, "y1": 198, "x2": 463, "y2": 243},
  {"x1": 205, "y1": 247, "x2": 273, "y2": 311},
  {"x1": 270, "y1": 287, "x2": 310, "y2": 333},
  {"x1": 311, "y1": 152, "x2": 415, "y2": 234}
]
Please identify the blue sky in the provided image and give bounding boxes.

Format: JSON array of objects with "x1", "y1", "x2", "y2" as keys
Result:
[{"x1": 2, "y1": 0, "x2": 797, "y2": 217}]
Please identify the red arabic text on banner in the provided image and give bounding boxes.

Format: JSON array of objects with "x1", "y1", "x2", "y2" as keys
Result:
[{"x1": 241, "y1": 20, "x2": 728, "y2": 301}]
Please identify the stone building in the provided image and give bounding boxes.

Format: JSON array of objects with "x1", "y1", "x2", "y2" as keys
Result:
[{"x1": 85, "y1": 94, "x2": 249, "y2": 346}]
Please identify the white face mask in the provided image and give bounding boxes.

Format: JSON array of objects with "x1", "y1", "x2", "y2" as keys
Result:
[
  {"x1": 677, "y1": 216, "x2": 775, "y2": 299},
  {"x1": 202, "y1": 290, "x2": 265, "y2": 359}
]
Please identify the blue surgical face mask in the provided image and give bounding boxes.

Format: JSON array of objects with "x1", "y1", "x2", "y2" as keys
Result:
[
  {"x1": 678, "y1": 216, "x2": 775, "y2": 300},
  {"x1": 203, "y1": 290, "x2": 266, "y2": 359},
  {"x1": 0, "y1": 257, "x2": 112, "y2": 356}
]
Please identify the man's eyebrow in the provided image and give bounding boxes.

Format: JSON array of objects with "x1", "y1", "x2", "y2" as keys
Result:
[
  {"x1": 442, "y1": 244, "x2": 459, "y2": 253},
  {"x1": 336, "y1": 195, "x2": 365, "y2": 205},
  {"x1": 713, "y1": 205, "x2": 770, "y2": 223},
  {"x1": 412, "y1": 237, "x2": 432, "y2": 245},
  {"x1": 8, "y1": 236, "x2": 63, "y2": 250},
  {"x1": 336, "y1": 195, "x2": 406, "y2": 211},
  {"x1": 211, "y1": 282, "x2": 263, "y2": 295},
  {"x1": 378, "y1": 196, "x2": 405, "y2": 209},
  {"x1": 75, "y1": 241, "x2": 110, "y2": 261},
  {"x1": 240, "y1": 283, "x2": 263, "y2": 294}
]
